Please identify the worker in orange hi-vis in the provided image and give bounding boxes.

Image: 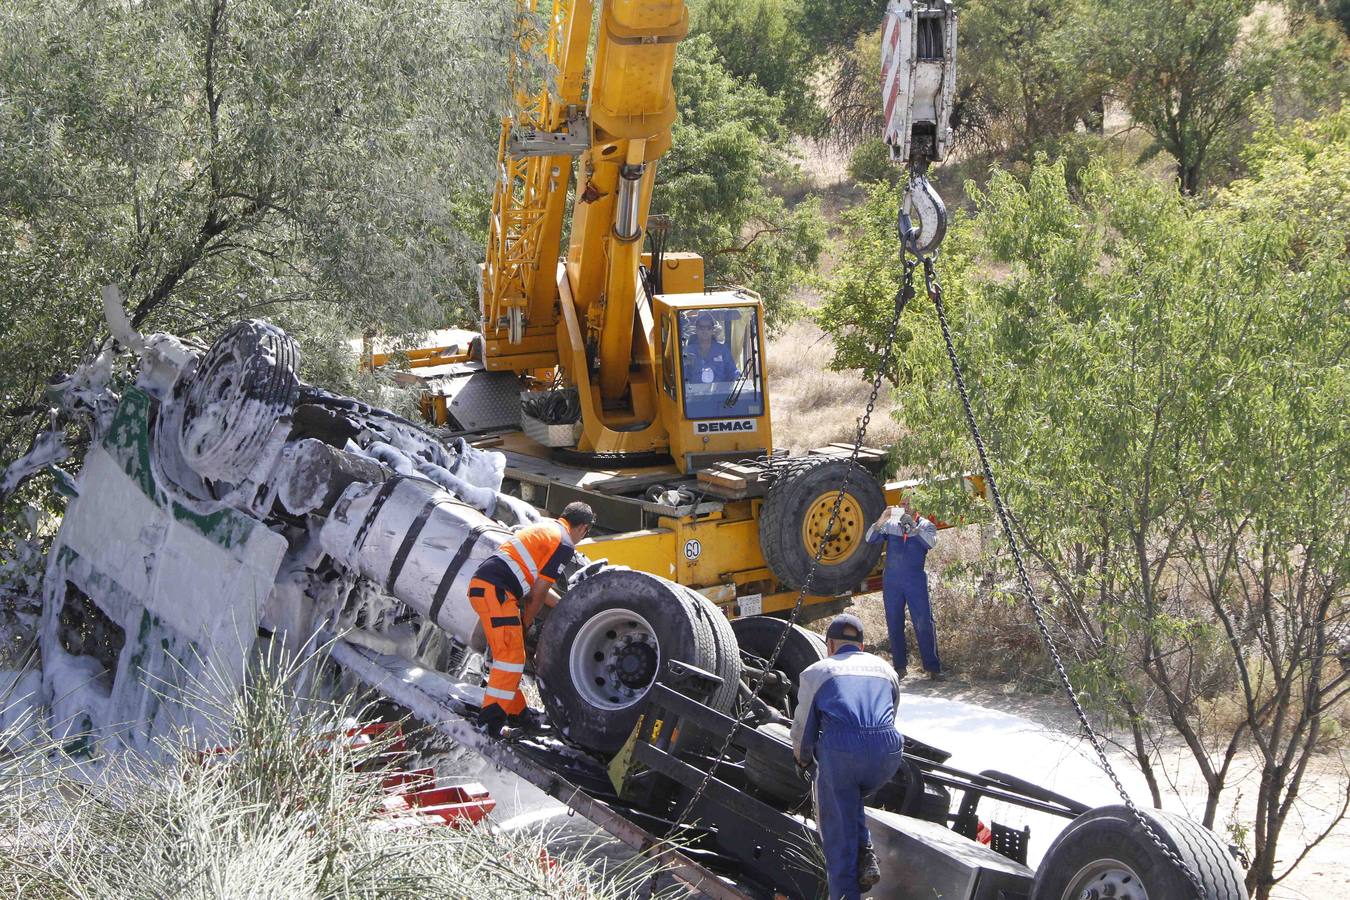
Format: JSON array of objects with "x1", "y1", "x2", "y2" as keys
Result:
[{"x1": 468, "y1": 501, "x2": 594, "y2": 737}]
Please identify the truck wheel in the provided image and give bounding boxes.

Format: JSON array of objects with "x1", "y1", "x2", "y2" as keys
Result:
[
  {"x1": 535, "y1": 568, "x2": 728, "y2": 756},
  {"x1": 689, "y1": 592, "x2": 745, "y2": 715},
  {"x1": 1030, "y1": 805, "x2": 1247, "y2": 900},
  {"x1": 730, "y1": 615, "x2": 826, "y2": 716},
  {"x1": 743, "y1": 721, "x2": 812, "y2": 805},
  {"x1": 179, "y1": 320, "x2": 299, "y2": 484},
  {"x1": 870, "y1": 756, "x2": 926, "y2": 816},
  {"x1": 760, "y1": 458, "x2": 884, "y2": 595}
]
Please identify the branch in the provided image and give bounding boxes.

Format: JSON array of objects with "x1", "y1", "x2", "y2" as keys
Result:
[
  {"x1": 1272, "y1": 778, "x2": 1350, "y2": 883},
  {"x1": 710, "y1": 227, "x2": 785, "y2": 258},
  {"x1": 1315, "y1": 674, "x2": 1350, "y2": 716}
]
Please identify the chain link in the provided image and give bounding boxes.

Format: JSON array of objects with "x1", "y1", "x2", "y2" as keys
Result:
[
  {"x1": 920, "y1": 256, "x2": 1209, "y2": 900},
  {"x1": 657, "y1": 255, "x2": 918, "y2": 855}
]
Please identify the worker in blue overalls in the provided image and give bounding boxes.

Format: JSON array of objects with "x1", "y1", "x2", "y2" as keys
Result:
[
  {"x1": 791, "y1": 614, "x2": 905, "y2": 899},
  {"x1": 866, "y1": 499, "x2": 944, "y2": 680}
]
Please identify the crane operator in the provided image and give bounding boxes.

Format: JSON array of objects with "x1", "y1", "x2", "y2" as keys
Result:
[
  {"x1": 683, "y1": 310, "x2": 740, "y2": 389},
  {"x1": 468, "y1": 501, "x2": 595, "y2": 738}
]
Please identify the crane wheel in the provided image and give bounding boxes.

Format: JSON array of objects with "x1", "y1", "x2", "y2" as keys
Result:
[
  {"x1": 535, "y1": 567, "x2": 737, "y2": 756},
  {"x1": 1030, "y1": 805, "x2": 1247, "y2": 900},
  {"x1": 759, "y1": 458, "x2": 885, "y2": 595}
]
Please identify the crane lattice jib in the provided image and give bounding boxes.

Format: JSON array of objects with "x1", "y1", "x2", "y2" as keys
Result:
[
  {"x1": 483, "y1": 0, "x2": 688, "y2": 410},
  {"x1": 482, "y1": 0, "x2": 588, "y2": 350}
]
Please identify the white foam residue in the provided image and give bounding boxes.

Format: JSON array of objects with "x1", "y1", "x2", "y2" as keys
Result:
[{"x1": 0, "y1": 430, "x2": 69, "y2": 498}]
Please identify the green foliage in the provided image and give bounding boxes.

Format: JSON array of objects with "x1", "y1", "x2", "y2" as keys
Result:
[
  {"x1": 796, "y1": 0, "x2": 888, "y2": 58},
  {"x1": 1094, "y1": 0, "x2": 1280, "y2": 193},
  {"x1": 1287, "y1": 0, "x2": 1350, "y2": 33},
  {"x1": 848, "y1": 139, "x2": 903, "y2": 185},
  {"x1": 655, "y1": 35, "x2": 826, "y2": 329},
  {"x1": 689, "y1": 0, "x2": 821, "y2": 134},
  {"x1": 956, "y1": 0, "x2": 1108, "y2": 154},
  {"x1": 814, "y1": 181, "x2": 914, "y2": 381},
  {"x1": 0, "y1": 0, "x2": 511, "y2": 463},
  {"x1": 823, "y1": 114, "x2": 1349, "y2": 894},
  {"x1": 1267, "y1": 18, "x2": 1350, "y2": 128},
  {"x1": 818, "y1": 26, "x2": 886, "y2": 149}
]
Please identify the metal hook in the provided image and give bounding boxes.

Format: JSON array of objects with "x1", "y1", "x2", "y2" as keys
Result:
[{"x1": 899, "y1": 173, "x2": 948, "y2": 256}]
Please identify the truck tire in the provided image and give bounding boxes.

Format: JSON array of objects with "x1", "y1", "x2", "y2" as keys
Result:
[
  {"x1": 759, "y1": 458, "x2": 885, "y2": 595},
  {"x1": 535, "y1": 568, "x2": 730, "y2": 756},
  {"x1": 730, "y1": 615, "x2": 827, "y2": 716},
  {"x1": 1030, "y1": 805, "x2": 1247, "y2": 900},
  {"x1": 179, "y1": 320, "x2": 300, "y2": 485},
  {"x1": 689, "y1": 591, "x2": 745, "y2": 715},
  {"x1": 871, "y1": 756, "x2": 926, "y2": 816},
  {"x1": 744, "y1": 722, "x2": 812, "y2": 805}
]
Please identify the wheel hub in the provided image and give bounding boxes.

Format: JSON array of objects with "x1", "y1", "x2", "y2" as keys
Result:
[
  {"x1": 1063, "y1": 860, "x2": 1149, "y2": 900},
  {"x1": 614, "y1": 637, "x2": 657, "y2": 688},
  {"x1": 801, "y1": 492, "x2": 864, "y2": 564},
  {"x1": 569, "y1": 608, "x2": 661, "y2": 710}
]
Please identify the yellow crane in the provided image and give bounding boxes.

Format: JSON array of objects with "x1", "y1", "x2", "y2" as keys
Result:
[
  {"x1": 482, "y1": 0, "x2": 765, "y2": 466},
  {"x1": 376, "y1": 0, "x2": 978, "y2": 619}
]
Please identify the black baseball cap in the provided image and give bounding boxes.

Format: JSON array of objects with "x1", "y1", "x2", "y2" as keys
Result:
[{"x1": 825, "y1": 614, "x2": 864, "y2": 643}]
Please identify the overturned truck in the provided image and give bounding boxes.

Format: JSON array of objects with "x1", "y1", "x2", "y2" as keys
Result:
[{"x1": 17, "y1": 317, "x2": 1247, "y2": 899}]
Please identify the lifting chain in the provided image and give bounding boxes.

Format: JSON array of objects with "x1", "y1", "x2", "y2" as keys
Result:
[{"x1": 918, "y1": 245, "x2": 1211, "y2": 900}]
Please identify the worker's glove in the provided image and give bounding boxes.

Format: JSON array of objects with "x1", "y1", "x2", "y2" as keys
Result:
[
  {"x1": 478, "y1": 703, "x2": 509, "y2": 739},
  {"x1": 567, "y1": 559, "x2": 609, "y2": 589}
]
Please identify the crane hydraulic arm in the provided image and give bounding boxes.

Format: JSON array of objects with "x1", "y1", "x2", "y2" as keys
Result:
[{"x1": 482, "y1": 0, "x2": 688, "y2": 453}]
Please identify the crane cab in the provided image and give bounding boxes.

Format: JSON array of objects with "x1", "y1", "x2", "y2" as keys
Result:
[{"x1": 652, "y1": 291, "x2": 772, "y2": 473}]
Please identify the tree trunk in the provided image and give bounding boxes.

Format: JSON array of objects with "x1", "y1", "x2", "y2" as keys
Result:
[{"x1": 1177, "y1": 161, "x2": 1201, "y2": 195}]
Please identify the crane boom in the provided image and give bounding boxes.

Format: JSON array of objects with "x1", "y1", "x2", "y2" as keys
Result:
[{"x1": 482, "y1": 0, "x2": 688, "y2": 449}]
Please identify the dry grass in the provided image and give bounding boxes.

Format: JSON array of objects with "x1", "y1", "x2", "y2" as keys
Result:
[
  {"x1": 0, "y1": 652, "x2": 662, "y2": 899},
  {"x1": 816, "y1": 524, "x2": 1051, "y2": 684},
  {"x1": 767, "y1": 316, "x2": 907, "y2": 455}
]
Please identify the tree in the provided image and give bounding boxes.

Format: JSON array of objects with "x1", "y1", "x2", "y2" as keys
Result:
[
  {"x1": 796, "y1": 0, "x2": 888, "y2": 59},
  {"x1": 819, "y1": 118, "x2": 1349, "y2": 897},
  {"x1": 689, "y1": 0, "x2": 821, "y2": 134},
  {"x1": 654, "y1": 34, "x2": 826, "y2": 329},
  {"x1": 959, "y1": 0, "x2": 1108, "y2": 154},
  {"x1": 1286, "y1": 0, "x2": 1350, "y2": 34},
  {"x1": 1095, "y1": 0, "x2": 1279, "y2": 193},
  {"x1": 811, "y1": 177, "x2": 960, "y2": 387},
  {"x1": 0, "y1": 0, "x2": 513, "y2": 468},
  {"x1": 812, "y1": 0, "x2": 1108, "y2": 162}
]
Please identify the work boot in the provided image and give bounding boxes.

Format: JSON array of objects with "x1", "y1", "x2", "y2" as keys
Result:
[
  {"x1": 508, "y1": 707, "x2": 551, "y2": 735},
  {"x1": 858, "y1": 843, "x2": 881, "y2": 892},
  {"x1": 926, "y1": 668, "x2": 948, "y2": 682},
  {"x1": 478, "y1": 703, "x2": 509, "y2": 739}
]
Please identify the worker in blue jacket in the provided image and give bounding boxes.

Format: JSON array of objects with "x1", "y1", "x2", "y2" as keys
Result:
[
  {"x1": 866, "y1": 499, "x2": 944, "y2": 680},
  {"x1": 791, "y1": 614, "x2": 905, "y2": 899}
]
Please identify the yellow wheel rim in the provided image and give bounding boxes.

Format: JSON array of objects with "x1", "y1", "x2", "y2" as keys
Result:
[{"x1": 800, "y1": 492, "x2": 864, "y2": 565}]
